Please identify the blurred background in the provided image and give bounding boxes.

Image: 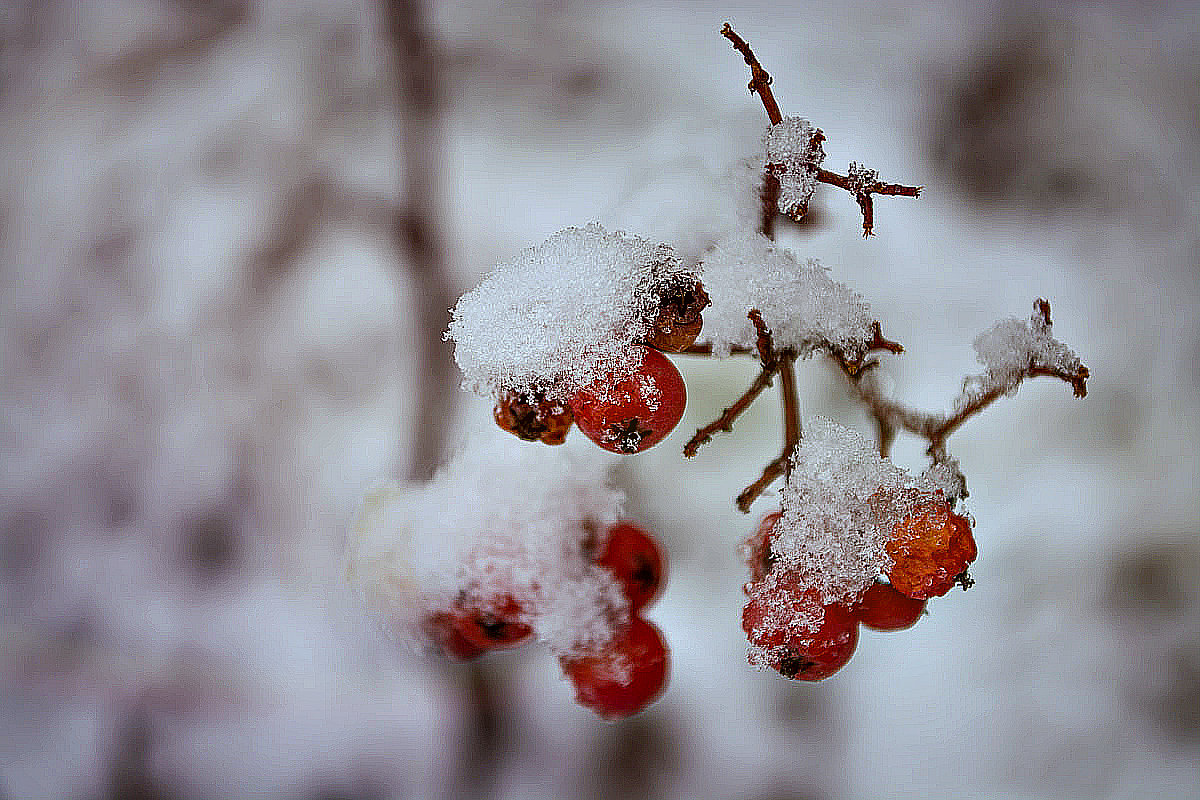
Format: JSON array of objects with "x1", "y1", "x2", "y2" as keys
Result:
[{"x1": 1, "y1": 1, "x2": 1198, "y2": 798}]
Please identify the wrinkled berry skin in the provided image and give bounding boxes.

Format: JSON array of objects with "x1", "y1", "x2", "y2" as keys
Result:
[
  {"x1": 852, "y1": 581, "x2": 926, "y2": 631},
  {"x1": 561, "y1": 617, "x2": 670, "y2": 718},
  {"x1": 571, "y1": 346, "x2": 686, "y2": 454},
  {"x1": 885, "y1": 500, "x2": 977, "y2": 599},
  {"x1": 596, "y1": 522, "x2": 665, "y2": 612},
  {"x1": 742, "y1": 576, "x2": 859, "y2": 681},
  {"x1": 644, "y1": 280, "x2": 710, "y2": 353},
  {"x1": 493, "y1": 389, "x2": 574, "y2": 445}
]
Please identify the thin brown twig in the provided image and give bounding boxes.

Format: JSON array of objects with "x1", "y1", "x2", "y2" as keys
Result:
[
  {"x1": 736, "y1": 453, "x2": 789, "y2": 513},
  {"x1": 683, "y1": 363, "x2": 778, "y2": 458},
  {"x1": 815, "y1": 168, "x2": 923, "y2": 237},
  {"x1": 845, "y1": 316, "x2": 1090, "y2": 460},
  {"x1": 778, "y1": 353, "x2": 801, "y2": 477},
  {"x1": 721, "y1": 23, "x2": 782, "y2": 125},
  {"x1": 683, "y1": 310, "x2": 780, "y2": 458},
  {"x1": 760, "y1": 171, "x2": 781, "y2": 237}
]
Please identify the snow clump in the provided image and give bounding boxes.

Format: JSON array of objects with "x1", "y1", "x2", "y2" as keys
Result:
[
  {"x1": 447, "y1": 223, "x2": 699, "y2": 400},
  {"x1": 763, "y1": 116, "x2": 826, "y2": 219},
  {"x1": 697, "y1": 231, "x2": 875, "y2": 360},
  {"x1": 771, "y1": 418, "x2": 952, "y2": 605},
  {"x1": 970, "y1": 303, "x2": 1084, "y2": 396},
  {"x1": 345, "y1": 426, "x2": 628, "y2": 657}
]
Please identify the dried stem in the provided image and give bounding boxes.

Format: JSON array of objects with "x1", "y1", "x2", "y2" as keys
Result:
[
  {"x1": 720, "y1": 23, "x2": 782, "y2": 125},
  {"x1": 683, "y1": 310, "x2": 779, "y2": 458},
  {"x1": 815, "y1": 168, "x2": 923, "y2": 237},
  {"x1": 736, "y1": 453, "x2": 789, "y2": 513},
  {"x1": 778, "y1": 354, "x2": 801, "y2": 475},
  {"x1": 384, "y1": 0, "x2": 458, "y2": 482},
  {"x1": 683, "y1": 362, "x2": 777, "y2": 458}
]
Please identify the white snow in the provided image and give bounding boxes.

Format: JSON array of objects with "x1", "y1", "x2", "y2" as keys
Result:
[
  {"x1": 346, "y1": 425, "x2": 629, "y2": 656},
  {"x1": 447, "y1": 223, "x2": 699, "y2": 400},
  {"x1": 697, "y1": 230, "x2": 876, "y2": 360},
  {"x1": 763, "y1": 116, "x2": 826, "y2": 219}
]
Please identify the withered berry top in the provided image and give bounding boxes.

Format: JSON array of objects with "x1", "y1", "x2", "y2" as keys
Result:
[
  {"x1": 698, "y1": 232, "x2": 875, "y2": 360},
  {"x1": 447, "y1": 224, "x2": 699, "y2": 399}
]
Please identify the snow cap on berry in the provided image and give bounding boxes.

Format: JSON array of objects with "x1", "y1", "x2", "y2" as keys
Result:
[
  {"x1": 346, "y1": 426, "x2": 629, "y2": 657},
  {"x1": 763, "y1": 116, "x2": 825, "y2": 218},
  {"x1": 447, "y1": 224, "x2": 699, "y2": 400},
  {"x1": 697, "y1": 232, "x2": 875, "y2": 360},
  {"x1": 773, "y1": 418, "x2": 949, "y2": 603}
]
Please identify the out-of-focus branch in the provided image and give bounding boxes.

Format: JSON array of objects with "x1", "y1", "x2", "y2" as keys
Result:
[{"x1": 383, "y1": 0, "x2": 459, "y2": 482}]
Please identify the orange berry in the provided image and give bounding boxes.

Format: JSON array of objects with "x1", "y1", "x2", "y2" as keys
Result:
[{"x1": 885, "y1": 499, "x2": 976, "y2": 599}]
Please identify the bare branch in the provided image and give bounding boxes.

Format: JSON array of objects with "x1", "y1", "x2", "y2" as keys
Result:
[{"x1": 721, "y1": 23, "x2": 783, "y2": 125}]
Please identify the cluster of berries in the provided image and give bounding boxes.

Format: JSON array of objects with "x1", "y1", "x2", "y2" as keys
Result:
[
  {"x1": 424, "y1": 521, "x2": 670, "y2": 718},
  {"x1": 742, "y1": 494, "x2": 976, "y2": 681},
  {"x1": 494, "y1": 281, "x2": 708, "y2": 455}
]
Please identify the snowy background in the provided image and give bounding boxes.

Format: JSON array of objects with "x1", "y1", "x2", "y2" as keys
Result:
[{"x1": 2, "y1": 1, "x2": 1198, "y2": 798}]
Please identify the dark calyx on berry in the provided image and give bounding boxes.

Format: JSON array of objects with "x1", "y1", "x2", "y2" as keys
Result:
[
  {"x1": 595, "y1": 522, "x2": 665, "y2": 612},
  {"x1": 494, "y1": 388, "x2": 573, "y2": 445},
  {"x1": 571, "y1": 346, "x2": 687, "y2": 455},
  {"x1": 777, "y1": 650, "x2": 819, "y2": 680},
  {"x1": 454, "y1": 595, "x2": 533, "y2": 651},
  {"x1": 645, "y1": 279, "x2": 710, "y2": 353},
  {"x1": 608, "y1": 417, "x2": 656, "y2": 454}
]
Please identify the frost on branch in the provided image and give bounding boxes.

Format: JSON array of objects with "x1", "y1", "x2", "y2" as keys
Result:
[
  {"x1": 447, "y1": 224, "x2": 699, "y2": 400},
  {"x1": 970, "y1": 301, "x2": 1087, "y2": 397},
  {"x1": 763, "y1": 116, "x2": 826, "y2": 220},
  {"x1": 769, "y1": 418, "x2": 955, "y2": 604},
  {"x1": 345, "y1": 428, "x2": 628, "y2": 657},
  {"x1": 697, "y1": 231, "x2": 874, "y2": 360}
]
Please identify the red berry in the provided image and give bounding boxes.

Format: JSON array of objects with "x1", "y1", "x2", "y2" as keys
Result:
[
  {"x1": 571, "y1": 346, "x2": 686, "y2": 454},
  {"x1": 742, "y1": 576, "x2": 858, "y2": 681},
  {"x1": 453, "y1": 595, "x2": 533, "y2": 651},
  {"x1": 493, "y1": 388, "x2": 574, "y2": 445},
  {"x1": 561, "y1": 616, "x2": 669, "y2": 718},
  {"x1": 885, "y1": 498, "x2": 977, "y2": 599},
  {"x1": 596, "y1": 522, "x2": 665, "y2": 612},
  {"x1": 852, "y1": 581, "x2": 926, "y2": 631},
  {"x1": 743, "y1": 510, "x2": 783, "y2": 583},
  {"x1": 423, "y1": 612, "x2": 485, "y2": 661}
]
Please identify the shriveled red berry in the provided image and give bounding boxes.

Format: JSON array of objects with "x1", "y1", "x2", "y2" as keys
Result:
[
  {"x1": 561, "y1": 616, "x2": 669, "y2": 718},
  {"x1": 596, "y1": 522, "x2": 665, "y2": 612},
  {"x1": 423, "y1": 612, "x2": 485, "y2": 661},
  {"x1": 742, "y1": 575, "x2": 858, "y2": 681},
  {"x1": 885, "y1": 499, "x2": 977, "y2": 599},
  {"x1": 571, "y1": 346, "x2": 686, "y2": 454},
  {"x1": 493, "y1": 389, "x2": 573, "y2": 445},
  {"x1": 453, "y1": 595, "x2": 533, "y2": 651},
  {"x1": 743, "y1": 510, "x2": 783, "y2": 583},
  {"x1": 644, "y1": 280, "x2": 710, "y2": 353},
  {"x1": 852, "y1": 581, "x2": 926, "y2": 631}
]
